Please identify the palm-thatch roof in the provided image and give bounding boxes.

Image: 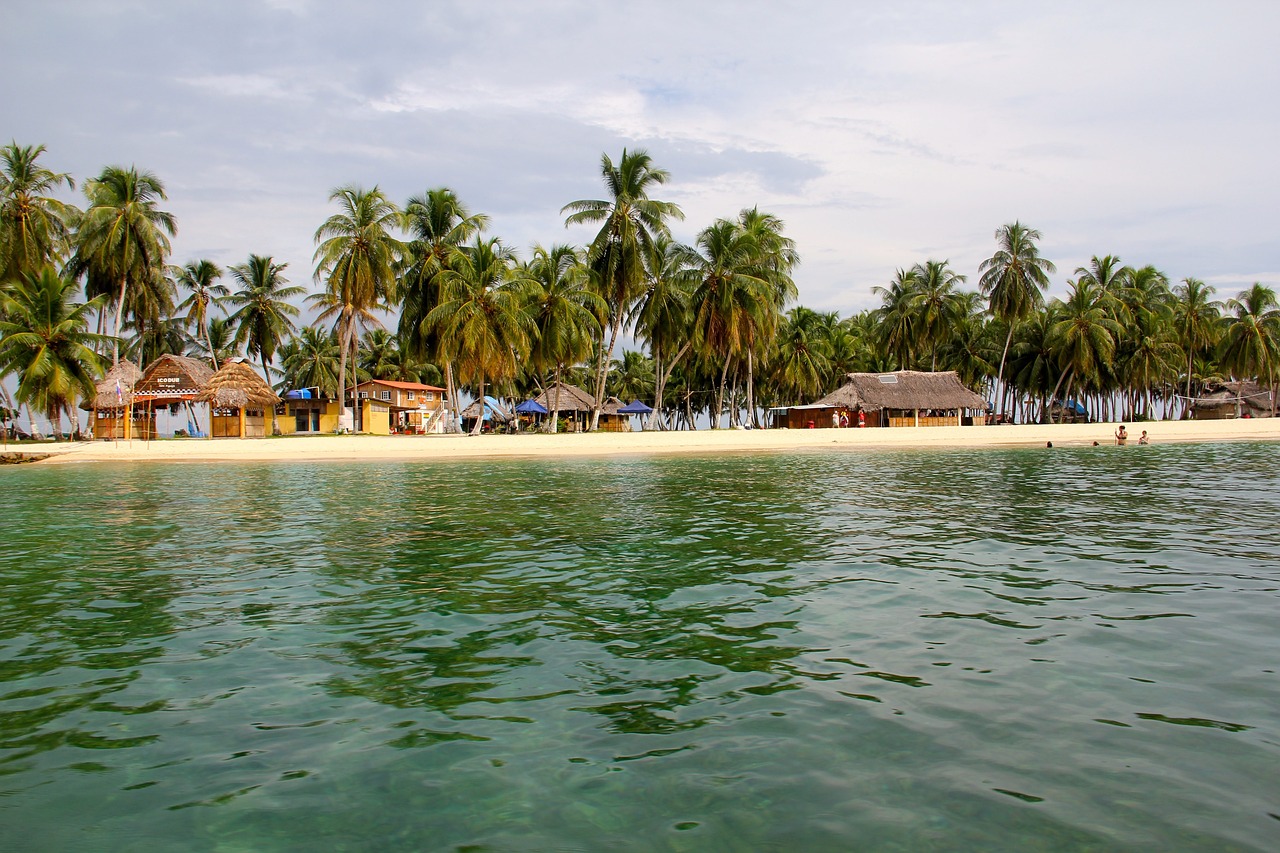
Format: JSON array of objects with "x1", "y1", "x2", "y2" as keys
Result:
[
  {"x1": 81, "y1": 360, "x2": 143, "y2": 410},
  {"x1": 534, "y1": 382, "x2": 596, "y2": 413},
  {"x1": 814, "y1": 370, "x2": 987, "y2": 412},
  {"x1": 197, "y1": 360, "x2": 280, "y2": 409},
  {"x1": 134, "y1": 353, "x2": 217, "y2": 400},
  {"x1": 459, "y1": 395, "x2": 512, "y2": 423},
  {"x1": 1191, "y1": 379, "x2": 1274, "y2": 417}
]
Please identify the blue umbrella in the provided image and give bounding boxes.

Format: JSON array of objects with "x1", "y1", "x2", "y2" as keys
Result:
[
  {"x1": 515, "y1": 399, "x2": 549, "y2": 414},
  {"x1": 618, "y1": 399, "x2": 653, "y2": 414}
]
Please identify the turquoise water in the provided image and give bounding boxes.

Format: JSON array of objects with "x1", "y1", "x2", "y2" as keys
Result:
[{"x1": 1, "y1": 443, "x2": 1278, "y2": 852}]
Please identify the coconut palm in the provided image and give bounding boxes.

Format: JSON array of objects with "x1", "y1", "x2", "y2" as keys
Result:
[
  {"x1": 525, "y1": 244, "x2": 604, "y2": 432},
  {"x1": 0, "y1": 266, "x2": 107, "y2": 437},
  {"x1": 608, "y1": 349, "x2": 655, "y2": 403},
  {"x1": 978, "y1": 222, "x2": 1055, "y2": 416},
  {"x1": 910, "y1": 259, "x2": 967, "y2": 370},
  {"x1": 770, "y1": 306, "x2": 833, "y2": 404},
  {"x1": 226, "y1": 255, "x2": 303, "y2": 434},
  {"x1": 1171, "y1": 278, "x2": 1222, "y2": 417},
  {"x1": 630, "y1": 234, "x2": 692, "y2": 429},
  {"x1": 398, "y1": 188, "x2": 488, "y2": 431},
  {"x1": 427, "y1": 237, "x2": 537, "y2": 435},
  {"x1": 1219, "y1": 283, "x2": 1280, "y2": 416},
  {"x1": 678, "y1": 218, "x2": 774, "y2": 427},
  {"x1": 734, "y1": 207, "x2": 798, "y2": 424},
  {"x1": 190, "y1": 316, "x2": 239, "y2": 366},
  {"x1": 873, "y1": 268, "x2": 919, "y2": 370},
  {"x1": 0, "y1": 142, "x2": 79, "y2": 283},
  {"x1": 173, "y1": 259, "x2": 228, "y2": 369},
  {"x1": 312, "y1": 185, "x2": 404, "y2": 424},
  {"x1": 1047, "y1": 279, "x2": 1123, "y2": 422},
  {"x1": 278, "y1": 326, "x2": 341, "y2": 397},
  {"x1": 69, "y1": 165, "x2": 176, "y2": 364},
  {"x1": 562, "y1": 149, "x2": 683, "y2": 430}
]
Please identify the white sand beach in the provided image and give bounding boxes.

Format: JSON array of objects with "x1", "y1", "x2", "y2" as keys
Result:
[{"x1": 17, "y1": 418, "x2": 1280, "y2": 465}]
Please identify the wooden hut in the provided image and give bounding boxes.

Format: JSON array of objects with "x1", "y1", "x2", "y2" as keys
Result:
[
  {"x1": 459, "y1": 395, "x2": 512, "y2": 433},
  {"x1": 198, "y1": 360, "x2": 280, "y2": 438},
  {"x1": 82, "y1": 360, "x2": 143, "y2": 439},
  {"x1": 780, "y1": 370, "x2": 988, "y2": 429},
  {"x1": 1191, "y1": 380, "x2": 1274, "y2": 419},
  {"x1": 111, "y1": 355, "x2": 217, "y2": 439},
  {"x1": 532, "y1": 382, "x2": 629, "y2": 432}
]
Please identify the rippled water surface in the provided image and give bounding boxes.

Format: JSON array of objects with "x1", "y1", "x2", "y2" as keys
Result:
[{"x1": 2, "y1": 442, "x2": 1278, "y2": 851}]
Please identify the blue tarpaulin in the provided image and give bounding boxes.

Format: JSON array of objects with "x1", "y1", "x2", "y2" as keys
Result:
[{"x1": 515, "y1": 399, "x2": 549, "y2": 414}]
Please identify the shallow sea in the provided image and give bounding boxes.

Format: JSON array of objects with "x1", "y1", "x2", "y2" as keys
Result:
[{"x1": 1, "y1": 442, "x2": 1278, "y2": 852}]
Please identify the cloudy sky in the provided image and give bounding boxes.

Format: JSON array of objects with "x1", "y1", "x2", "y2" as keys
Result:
[{"x1": 5, "y1": 1, "x2": 1278, "y2": 316}]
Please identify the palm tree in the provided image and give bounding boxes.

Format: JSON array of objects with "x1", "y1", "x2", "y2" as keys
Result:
[
  {"x1": 608, "y1": 349, "x2": 655, "y2": 403},
  {"x1": 0, "y1": 142, "x2": 79, "y2": 283},
  {"x1": 1171, "y1": 278, "x2": 1221, "y2": 417},
  {"x1": 427, "y1": 237, "x2": 537, "y2": 434},
  {"x1": 562, "y1": 149, "x2": 683, "y2": 430},
  {"x1": 0, "y1": 266, "x2": 107, "y2": 437},
  {"x1": 1219, "y1": 283, "x2": 1280, "y2": 416},
  {"x1": 312, "y1": 185, "x2": 404, "y2": 426},
  {"x1": 873, "y1": 268, "x2": 919, "y2": 369},
  {"x1": 770, "y1": 307, "x2": 833, "y2": 404},
  {"x1": 190, "y1": 316, "x2": 239, "y2": 366},
  {"x1": 1047, "y1": 279, "x2": 1123, "y2": 422},
  {"x1": 359, "y1": 328, "x2": 400, "y2": 380},
  {"x1": 525, "y1": 244, "x2": 603, "y2": 432},
  {"x1": 734, "y1": 207, "x2": 798, "y2": 424},
  {"x1": 978, "y1": 222, "x2": 1055, "y2": 416},
  {"x1": 630, "y1": 234, "x2": 691, "y2": 430},
  {"x1": 173, "y1": 259, "x2": 228, "y2": 369},
  {"x1": 226, "y1": 255, "x2": 303, "y2": 434},
  {"x1": 278, "y1": 326, "x2": 341, "y2": 398},
  {"x1": 910, "y1": 259, "x2": 967, "y2": 370},
  {"x1": 398, "y1": 188, "x2": 488, "y2": 432},
  {"x1": 678, "y1": 218, "x2": 774, "y2": 427},
  {"x1": 69, "y1": 165, "x2": 176, "y2": 364}
]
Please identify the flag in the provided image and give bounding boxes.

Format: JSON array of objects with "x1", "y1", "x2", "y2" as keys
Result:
[{"x1": 115, "y1": 378, "x2": 123, "y2": 403}]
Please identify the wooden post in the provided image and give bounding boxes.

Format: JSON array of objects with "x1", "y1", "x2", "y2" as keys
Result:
[{"x1": 238, "y1": 407, "x2": 246, "y2": 439}]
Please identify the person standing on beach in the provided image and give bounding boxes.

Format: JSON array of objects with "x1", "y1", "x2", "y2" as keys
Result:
[{"x1": 1115, "y1": 424, "x2": 1129, "y2": 445}]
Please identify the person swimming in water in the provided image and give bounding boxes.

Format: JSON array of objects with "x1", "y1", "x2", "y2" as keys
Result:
[{"x1": 1115, "y1": 424, "x2": 1128, "y2": 445}]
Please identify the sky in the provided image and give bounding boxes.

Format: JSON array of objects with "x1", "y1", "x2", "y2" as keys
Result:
[{"x1": 4, "y1": 0, "x2": 1279, "y2": 319}]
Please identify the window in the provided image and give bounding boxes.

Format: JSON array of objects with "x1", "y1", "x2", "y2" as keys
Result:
[
  {"x1": 379, "y1": 390, "x2": 391, "y2": 401},
  {"x1": 424, "y1": 392, "x2": 434, "y2": 401},
  {"x1": 407, "y1": 391, "x2": 415, "y2": 401},
  {"x1": 359, "y1": 392, "x2": 369, "y2": 400}
]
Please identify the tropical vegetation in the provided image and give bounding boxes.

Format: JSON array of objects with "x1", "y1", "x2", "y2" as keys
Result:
[{"x1": 2, "y1": 138, "x2": 1278, "y2": 438}]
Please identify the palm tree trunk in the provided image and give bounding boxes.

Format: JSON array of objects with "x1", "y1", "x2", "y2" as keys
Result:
[
  {"x1": 648, "y1": 342, "x2": 690, "y2": 431},
  {"x1": 262, "y1": 352, "x2": 280, "y2": 435},
  {"x1": 590, "y1": 314, "x2": 623, "y2": 432},
  {"x1": 713, "y1": 355, "x2": 731, "y2": 428},
  {"x1": 995, "y1": 324, "x2": 1015, "y2": 416},
  {"x1": 548, "y1": 367, "x2": 563, "y2": 433},
  {"x1": 1048, "y1": 368, "x2": 1071, "y2": 425},
  {"x1": 746, "y1": 349, "x2": 757, "y2": 428},
  {"x1": 336, "y1": 318, "x2": 353, "y2": 432},
  {"x1": 110, "y1": 273, "x2": 128, "y2": 365},
  {"x1": 471, "y1": 375, "x2": 486, "y2": 436}
]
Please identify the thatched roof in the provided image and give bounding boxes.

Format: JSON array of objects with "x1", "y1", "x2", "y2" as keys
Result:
[
  {"x1": 534, "y1": 382, "x2": 596, "y2": 413},
  {"x1": 1192, "y1": 380, "x2": 1274, "y2": 415},
  {"x1": 459, "y1": 395, "x2": 512, "y2": 422},
  {"x1": 134, "y1": 353, "x2": 217, "y2": 400},
  {"x1": 197, "y1": 360, "x2": 280, "y2": 409},
  {"x1": 82, "y1": 360, "x2": 143, "y2": 410},
  {"x1": 814, "y1": 370, "x2": 987, "y2": 412}
]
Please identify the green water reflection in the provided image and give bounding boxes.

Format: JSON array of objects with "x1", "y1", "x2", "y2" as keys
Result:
[{"x1": 1, "y1": 444, "x2": 1278, "y2": 851}]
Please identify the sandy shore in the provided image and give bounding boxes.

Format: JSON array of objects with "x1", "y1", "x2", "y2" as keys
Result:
[{"x1": 12, "y1": 418, "x2": 1278, "y2": 465}]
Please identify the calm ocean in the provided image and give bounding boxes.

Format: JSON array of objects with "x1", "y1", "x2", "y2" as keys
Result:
[{"x1": 1, "y1": 443, "x2": 1277, "y2": 851}]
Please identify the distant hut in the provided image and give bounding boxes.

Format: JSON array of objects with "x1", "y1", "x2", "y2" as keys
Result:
[
  {"x1": 198, "y1": 360, "x2": 280, "y2": 438},
  {"x1": 778, "y1": 370, "x2": 988, "y2": 428},
  {"x1": 82, "y1": 360, "x2": 143, "y2": 439},
  {"x1": 1191, "y1": 379, "x2": 1274, "y2": 419},
  {"x1": 532, "y1": 382, "x2": 628, "y2": 432},
  {"x1": 459, "y1": 395, "x2": 512, "y2": 433},
  {"x1": 123, "y1": 355, "x2": 216, "y2": 439}
]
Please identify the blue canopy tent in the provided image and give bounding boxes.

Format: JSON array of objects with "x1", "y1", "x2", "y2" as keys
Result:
[
  {"x1": 617, "y1": 400, "x2": 653, "y2": 414},
  {"x1": 515, "y1": 399, "x2": 549, "y2": 414}
]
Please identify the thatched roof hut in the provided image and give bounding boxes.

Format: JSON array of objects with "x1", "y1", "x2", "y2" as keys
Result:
[
  {"x1": 81, "y1": 360, "x2": 143, "y2": 411},
  {"x1": 134, "y1": 354, "x2": 217, "y2": 402},
  {"x1": 459, "y1": 395, "x2": 512, "y2": 423},
  {"x1": 534, "y1": 381, "x2": 596, "y2": 413},
  {"x1": 815, "y1": 370, "x2": 987, "y2": 412},
  {"x1": 1191, "y1": 379, "x2": 1274, "y2": 419},
  {"x1": 197, "y1": 360, "x2": 280, "y2": 409}
]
